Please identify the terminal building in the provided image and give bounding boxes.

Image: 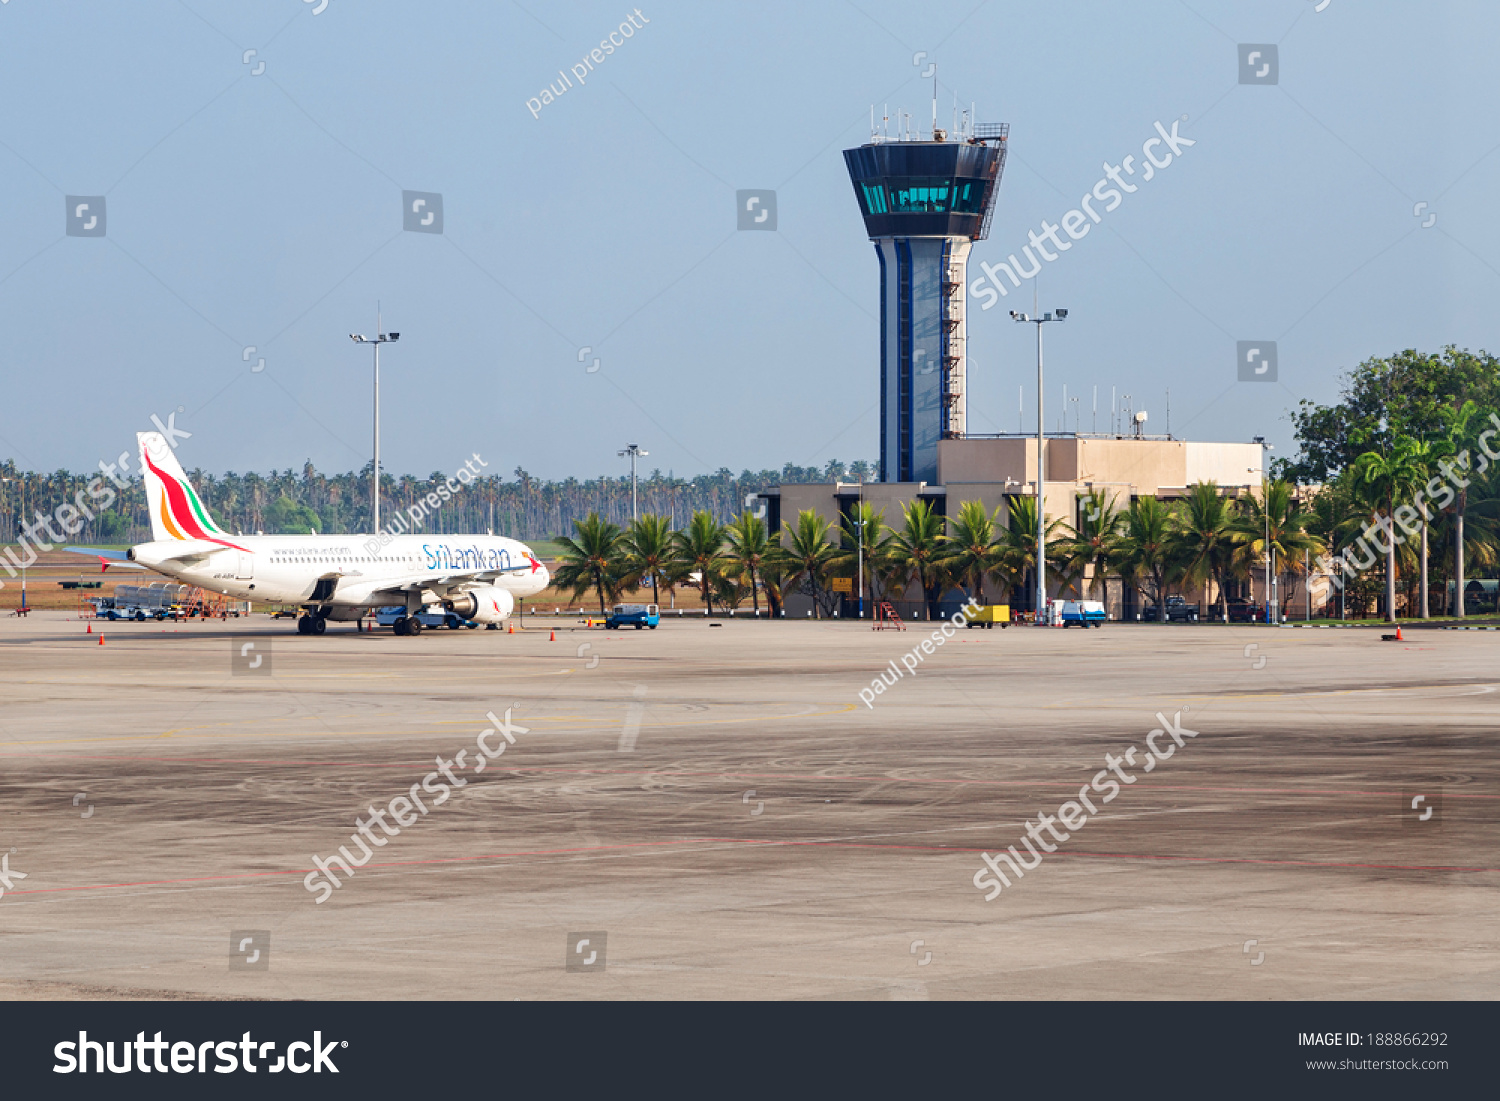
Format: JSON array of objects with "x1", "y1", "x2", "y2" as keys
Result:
[{"x1": 762, "y1": 110, "x2": 1278, "y2": 620}]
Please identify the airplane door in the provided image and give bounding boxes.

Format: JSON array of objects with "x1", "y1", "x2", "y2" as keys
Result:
[{"x1": 236, "y1": 552, "x2": 254, "y2": 579}]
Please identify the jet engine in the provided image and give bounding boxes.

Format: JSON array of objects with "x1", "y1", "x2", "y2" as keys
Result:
[{"x1": 443, "y1": 586, "x2": 514, "y2": 624}]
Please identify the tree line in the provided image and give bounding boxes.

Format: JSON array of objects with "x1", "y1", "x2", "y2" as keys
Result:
[
  {"x1": 0, "y1": 457, "x2": 875, "y2": 545},
  {"x1": 555, "y1": 346, "x2": 1500, "y2": 623},
  {"x1": 552, "y1": 488, "x2": 1315, "y2": 621}
]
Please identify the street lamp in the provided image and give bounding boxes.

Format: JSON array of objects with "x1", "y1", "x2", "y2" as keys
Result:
[
  {"x1": 1011, "y1": 308, "x2": 1067, "y2": 622},
  {"x1": 1251, "y1": 438, "x2": 1275, "y2": 624},
  {"x1": 854, "y1": 479, "x2": 866, "y2": 620},
  {"x1": 350, "y1": 314, "x2": 399, "y2": 536},
  {"x1": 618, "y1": 443, "x2": 649, "y2": 522}
]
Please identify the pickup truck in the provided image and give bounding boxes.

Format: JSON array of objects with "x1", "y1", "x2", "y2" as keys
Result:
[
  {"x1": 605, "y1": 603, "x2": 660, "y2": 629},
  {"x1": 1142, "y1": 596, "x2": 1199, "y2": 622}
]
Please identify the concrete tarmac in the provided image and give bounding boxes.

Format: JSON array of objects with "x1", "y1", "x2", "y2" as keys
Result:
[{"x1": 0, "y1": 611, "x2": 1495, "y2": 1000}]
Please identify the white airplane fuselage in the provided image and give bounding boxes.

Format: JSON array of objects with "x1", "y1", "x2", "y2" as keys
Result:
[{"x1": 129, "y1": 533, "x2": 549, "y2": 619}]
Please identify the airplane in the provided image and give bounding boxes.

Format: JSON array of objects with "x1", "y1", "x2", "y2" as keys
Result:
[{"x1": 70, "y1": 431, "x2": 550, "y2": 636}]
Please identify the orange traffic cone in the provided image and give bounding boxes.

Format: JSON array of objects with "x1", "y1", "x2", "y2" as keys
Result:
[
  {"x1": 549, "y1": 630, "x2": 555, "y2": 641},
  {"x1": 86, "y1": 623, "x2": 91, "y2": 633},
  {"x1": 1396, "y1": 626, "x2": 1403, "y2": 640},
  {"x1": 508, "y1": 624, "x2": 514, "y2": 634},
  {"x1": 98, "y1": 634, "x2": 104, "y2": 645}
]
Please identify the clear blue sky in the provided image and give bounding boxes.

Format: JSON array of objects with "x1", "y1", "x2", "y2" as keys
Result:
[{"x1": 2, "y1": 0, "x2": 1496, "y2": 481}]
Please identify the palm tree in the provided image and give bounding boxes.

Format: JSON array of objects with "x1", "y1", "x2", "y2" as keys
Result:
[
  {"x1": 759, "y1": 544, "x2": 789, "y2": 619},
  {"x1": 671, "y1": 509, "x2": 727, "y2": 614},
  {"x1": 1233, "y1": 480, "x2": 1325, "y2": 621},
  {"x1": 723, "y1": 510, "x2": 770, "y2": 616},
  {"x1": 993, "y1": 495, "x2": 1064, "y2": 612},
  {"x1": 1116, "y1": 496, "x2": 1176, "y2": 619},
  {"x1": 829, "y1": 502, "x2": 892, "y2": 608},
  {"x1": 887, "y1": 499, "x2": 949, "y2": 620},
  {"x1": 1305, "y1": 478, "x2": 1366, "y2": 618},
  {"x1": 1404, "y1": 437, "x2": 1439, "y2": 617},
  {"x1": 943, "y1": 500, "x2": 1003, "y2": 604},
  {"x1": 1057, "y1": 489, "x2": 1123, "y2": 603},
  {"x1": 621, "y1": 513, "x2": 676, "y2": 607},
  {"x1": 1437, "y1": 401, "x2": 1481, "y2": 616},
  {"x1": 553, "y1": 512, "x2": 627, "y2": 613},
  {"x1": 1169, "y1": 482, "x2": 1235, "y2": 620},
  {"x1": 780, "y1": 509, "x2": 838, "y2": 618},
  {"x1": 1351, "y1": 438, "x2": 1426, "y2": 622}
]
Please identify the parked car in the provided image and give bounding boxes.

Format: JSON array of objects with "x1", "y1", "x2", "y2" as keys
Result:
[
  {"x1": 605, "y1": 603, "x2": 659, "y2": 629},
  {"x1": 1225, "y1": 600, "x2": 1261, "y2": 623},
  {"x1": 1142, "y1": 595, "x2": 1198, "y2": 622}
]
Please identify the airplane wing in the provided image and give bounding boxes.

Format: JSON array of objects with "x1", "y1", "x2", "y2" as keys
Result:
[
  {"x1": 336, "y1": 561, "x2": 539, "y2": 606},
  {"x1": 62, "y1": 547, "x2": 147, "y2": 573}
]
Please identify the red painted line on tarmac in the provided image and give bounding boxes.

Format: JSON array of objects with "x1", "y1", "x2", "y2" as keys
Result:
[
  {"x1": 6, "y1": 752, "x2": 1497, "y2": 802},
  {"x1": 11, "y1": 837, "x2": 1498, "y2": 901},
  {"x1": 685, "y1": 838, "x2": 1500, "y2": 874}
]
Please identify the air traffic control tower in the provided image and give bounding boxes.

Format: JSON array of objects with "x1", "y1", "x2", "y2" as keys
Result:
[{"x1": 844, "y1": 116, "x2": 1007, "y2": 483}]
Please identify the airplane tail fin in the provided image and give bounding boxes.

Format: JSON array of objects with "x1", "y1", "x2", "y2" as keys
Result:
[{"x1": 137, "y1": 432, "x2": 227, "y2": 543}]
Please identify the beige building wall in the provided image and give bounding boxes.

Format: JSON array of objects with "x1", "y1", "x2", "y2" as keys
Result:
[
  {"x1": 1185, "y1": 441, "x2": 1265, "y2": 488},
  {"x1": 770, "y1": 436, "x2": 1298, "y2": 617}
]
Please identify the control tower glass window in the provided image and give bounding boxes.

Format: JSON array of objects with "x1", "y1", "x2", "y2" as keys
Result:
[
  {"x1": 951, "y1": 179, "x2": 987, "y2": 214},
  {"x1": 888, "y1": 179, "x2": 951, "y2": 214}
]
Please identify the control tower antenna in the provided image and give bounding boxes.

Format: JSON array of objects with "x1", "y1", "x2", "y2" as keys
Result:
[{"x1": 931, "y1": 69, "x2": 939, "y2": 139}]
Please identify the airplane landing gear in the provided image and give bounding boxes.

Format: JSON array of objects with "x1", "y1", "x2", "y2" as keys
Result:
[
  {"x1": 394, "y1": 616, "x2": 422, "y2": 636},
  {"x1": 297, "y1": 612, "x2": 328, "y2": 635}
]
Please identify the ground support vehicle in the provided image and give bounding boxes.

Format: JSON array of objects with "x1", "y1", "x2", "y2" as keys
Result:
[
  {"x1": 605, "y1": 604, "x2": 660, "y2": 629},
  {"x1": 963, "y1": 605, "x2": 1010, "y2": 629}
]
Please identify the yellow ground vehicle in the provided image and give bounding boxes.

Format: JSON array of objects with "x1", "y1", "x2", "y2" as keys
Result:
[{"x1": 964, "y1": 604, "x2": 1010, "y2": 629}]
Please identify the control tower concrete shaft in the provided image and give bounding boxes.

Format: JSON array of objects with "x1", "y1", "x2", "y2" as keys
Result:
[{"x1": 843, "y1": 121, "x2": 1007, "y2": 483}]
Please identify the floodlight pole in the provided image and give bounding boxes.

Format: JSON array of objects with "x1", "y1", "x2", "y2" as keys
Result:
[
  {"x1": 1251, "y1": 441, "x2": 1275, "y2": 624},
  {"x1": 1012, "y1": 309, "x2": 1067, "y2": 623},
  {"x1": 351, "y1": 314, "x2": 399, "y2": 536},
  {"x1": 857, "y1": 480, "x2": 865, "y2": 620},
  {"x1": 619, "y1": 444, "x2": 648, "y2": 522}
]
